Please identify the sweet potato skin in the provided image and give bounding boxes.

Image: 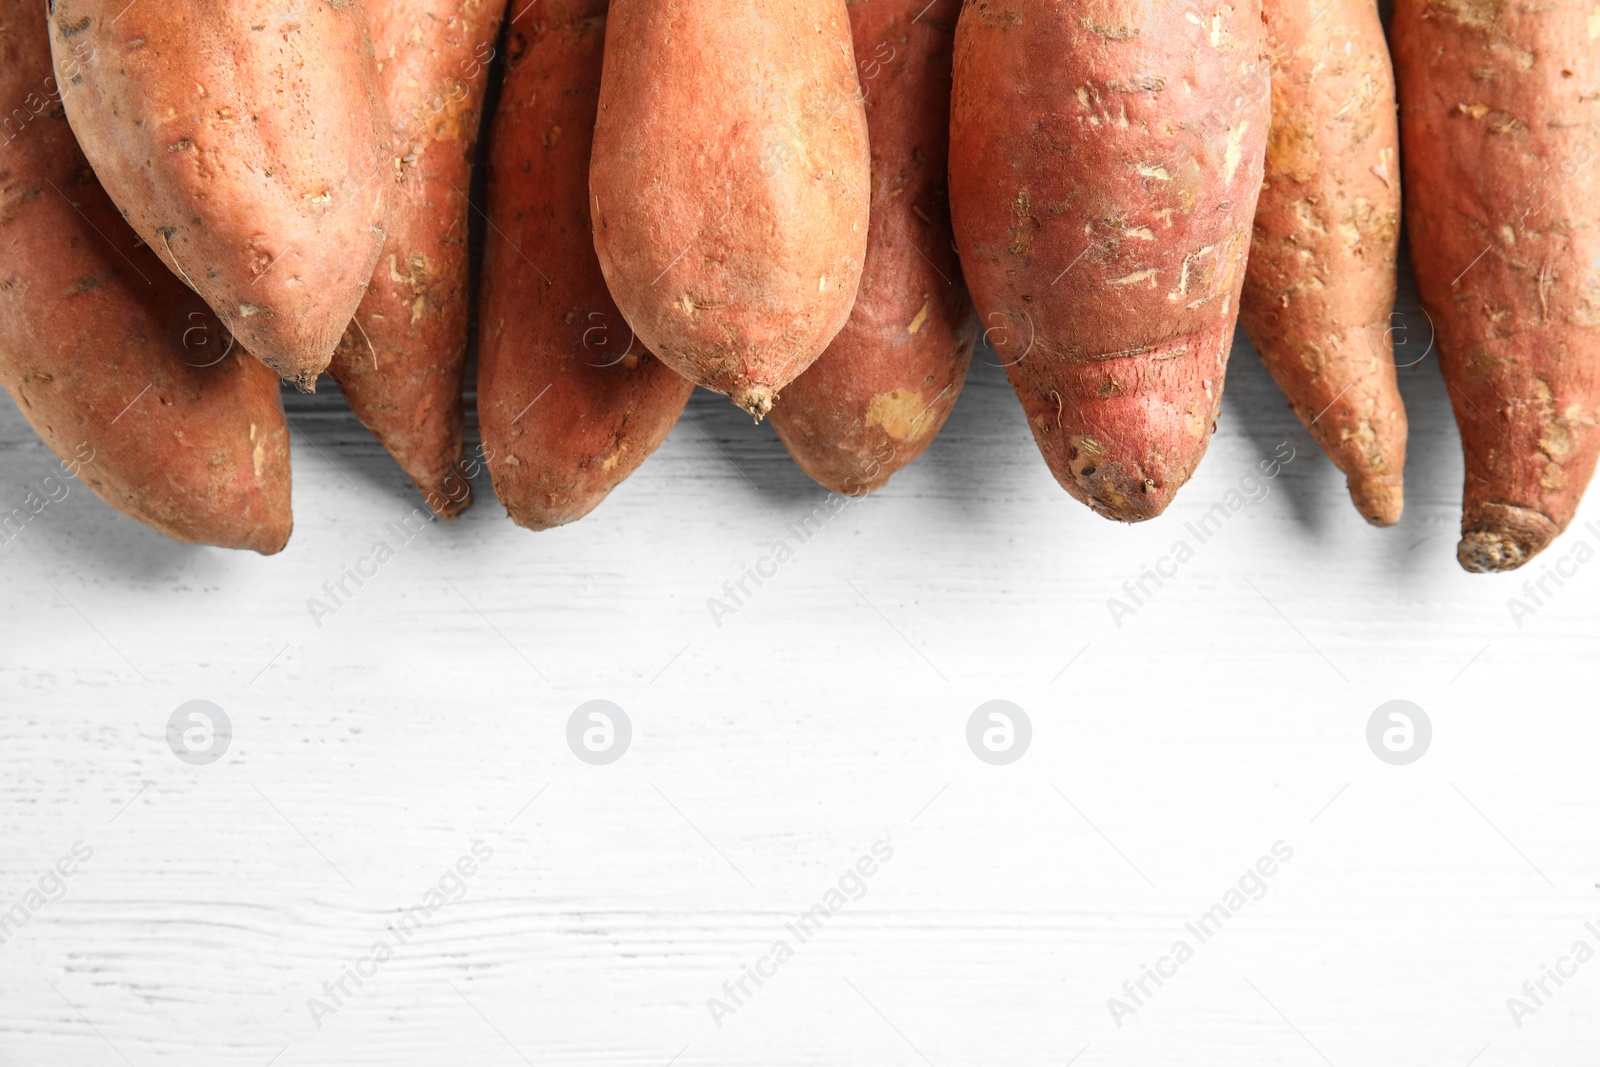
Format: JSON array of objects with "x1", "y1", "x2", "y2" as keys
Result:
[
  {"x1": 1393, "y1": 0, "x2": 1600, "y2": 571},
  {"x1": 589, "y1": 0, "x2": 872, "y2": 418},
  {"x1": 949, "y1": 0, "x2": 1269, "y2": 521},
  {"x1": 768, "y1": 0, "x2": 976, "y2": 495},
  {"x1": 49, "y1": 0, "x2": 394, "y2": 389},
  {"x1": 1, "y1": 1, "x2": 291, "y2": 554},
  {"x1": 1240, "y1": 0, "x2": 1406, "y2": 525},
  {"x1": 479, "y1": 0, "x2": 694, "y2": 531},
  {"x1": 329, "y1": 0, "x2": 504, "y2": 518}
]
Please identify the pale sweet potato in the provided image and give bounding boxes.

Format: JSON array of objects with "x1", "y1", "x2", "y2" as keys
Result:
[
  {"x1": 589, "y1": 0, "x2": 871, "y2": 419},
  {"x1": 768, "y1": 0, "x2": 976, "y2": 495},
  {"x1": 49, "y1": 0, "x2": 394, "y2": 389},
  {"x1": 1393, "y1": 0, "x2": 1600, "y2": 571},
  {"x1": 479, "y1": 0, "x2": 694, "y2": 530},
  {"x1": 328, "y1": 0, "x2": 504, "y2": 519},
  {"x1": 1240, "y1": 0, "x2": 1407, "y2": 525},
  {"x1": 949, "y1": 0, "x2": 1270, "y2": 521},
  {"x1": 1, "y1": 0, "x2": 291, "y2": 553}
]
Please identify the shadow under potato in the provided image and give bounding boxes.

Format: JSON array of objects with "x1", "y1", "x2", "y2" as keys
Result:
[
  {"x1": 1219, "y1": 248, "x2": 1464, "y2": 557},
  {"x1": 1384, "y1": 242, "x2": 1470, "y2": 571},
  {"x1": 913, "y1": 340, "x2": 1063, "y2": 524},
  {"x1": 677, "y1": 388, "x2": 821, "y2": 507},
  {"x1": 1219, "y1": 325, "x2": 1332, "y2": 538},
  {"x1": 272, "y1": 240, "x2": 1471, "y2": 559},
  {"x1": 0, "y1": 437, "x2": 225, "y2": 582}
]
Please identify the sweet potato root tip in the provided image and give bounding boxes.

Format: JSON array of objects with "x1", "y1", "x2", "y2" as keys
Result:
[
  {"x1": 736, "y1": 388, "x2": 774, "y2": 422},
  {"x1": 1071, "y1": 451, "x2": 1179, "y2": 524},
  {"x1": 432, "y1": 484, "x2": 473, "y2": 522},
  {"x1": 1349, "y1": 472, "x2": 1404, "y2": 528},
  {"x1": 504, "y1": 504, "x2": 566, "y2": 534},
  {"x1": 248, "y1": 516, "x2": 294, "y2": 557},
  {"x1": 1457, "y1": 504, "x2": 1561, "y2": 573}
]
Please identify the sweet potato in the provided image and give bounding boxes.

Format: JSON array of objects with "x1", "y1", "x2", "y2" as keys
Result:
[
  {"x1": 768, "y1": 0, "x2": 975, "y2": 495},
  {"x1": 948, "y1": 0, "x2": 1270, "y2": 521},
  {"x1": 1, "y1": 1, "x2": 291, "y2": 554},
  {"x1": 48, "y1": 0, "x2": 394, "y2": 390},
  {"x1": 589, "y1": 0, "x2": 871, "y2": 419},
  {"x1": 1240, "y1": 0, "x2": 1406, "y2": 525},
  {"x1": 479, "y1": 0, "x2": 693, "y2": 530},
  {"x1": 1393, "y1": 0, "x2": 1600, "y2": 571},
  {"x1": 327, "y1": 0, "x2": 503, "y2": 518}
]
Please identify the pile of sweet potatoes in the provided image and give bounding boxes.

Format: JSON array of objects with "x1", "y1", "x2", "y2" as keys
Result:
[{"x1": 2, "y1": 0, "x2": 1594, "y2": 573}]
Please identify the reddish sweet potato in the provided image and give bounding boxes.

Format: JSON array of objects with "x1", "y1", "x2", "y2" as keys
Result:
[
  {"x1": 479, "y1": 0, "x2": 693, "y2": 530},
  {"x1": 768, "y1": 0, "x2": 975, "y2": 495},
  {"x1": 1393, "y1": 0, "x2": 1600, "y2": 571},
  {"x1": 589, "y1": 0, "x2": 871, "y2": 419},
  {"x1": 328, "y1": 0, "x2": 503, "y2": 519},
  {"x1": 1, "y1": 0, "x2": 291, "y2": 553},
  {"x1": 949, "y1": 0, "x2": 1270, "y2": 521},
  {"x1": 1240, "y1": 0, "x2": 1407, "y2": 525},
  {"x1": 49, "y1": 0, "x2": 393, "y2": 389}
]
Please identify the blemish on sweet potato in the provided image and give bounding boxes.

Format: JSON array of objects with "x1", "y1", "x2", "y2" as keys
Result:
[
  {"x1": 64, "y1": 272, "x2": 107, "y2": 295},
  {"x1": 862, "y1": 388, "x2": 930, "y2": 440},
  {"x1": 1008, "y1": 189, "x2": 1039, "y2": 254}
]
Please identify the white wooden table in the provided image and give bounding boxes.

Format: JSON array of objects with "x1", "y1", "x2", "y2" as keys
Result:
[{"x1": 2, "y1": 262, "x2": 1596, "y2": 1066}]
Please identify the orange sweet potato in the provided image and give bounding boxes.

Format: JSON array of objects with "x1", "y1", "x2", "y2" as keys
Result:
[
  {"x1": 768, "y1": 0, "x2": 975, "y2": 495},
  {"x1": 1, "y1": 1, "x2": 291, "y2": 553},
  {"x1": 1240, "y1": 0, "x2": 1406, "y2": 526},
  {"x1": 589, "y1": 0, "x2": 871, "y2": 419},
  {"x1": 949, "y1": 0, "x2": 1270, "y2": 521},
  {"x1": 48, "y1": 0, "x2": 394, "y2": 390},
  {"x1": 479, "y1": 0, "x2": 693, "y2": 530},
  {"x1": 328, "y1": 0, "x2": 504, "y2": 519},
  {"x1": 1393, "y1": 0, "x2": 1600, "y2": 571}
]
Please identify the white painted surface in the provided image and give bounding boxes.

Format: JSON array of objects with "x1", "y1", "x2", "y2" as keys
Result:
[{"x1": 2, "y1": 263, "x2": 1597, "y2": 1066}]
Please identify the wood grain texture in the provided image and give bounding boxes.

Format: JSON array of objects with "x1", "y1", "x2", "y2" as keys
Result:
[{"x1": 1, "y1": 259, "x2": 1597, "y2": 1064}]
